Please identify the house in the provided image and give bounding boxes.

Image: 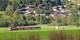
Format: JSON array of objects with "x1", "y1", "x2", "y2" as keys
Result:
[{"x1": 26, "y1": 5, "x2": 35, "y2": 9}]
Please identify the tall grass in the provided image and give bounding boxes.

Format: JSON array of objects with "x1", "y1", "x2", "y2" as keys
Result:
[
  {"x1": 3, "y1": 30, "x2": 80, "y2": 40},
  {"x1": 48, "y1": 30, "x2": 66, "y2": 40},
  {"x1": 28, "y1": 32, "x2": 40, "y2": 40},
  {"x1": 75, "y1": 34, "x2": 80, "y2": 40},
  {"x1": 4, "y1": 32, "x2": 40, "y2": 40},
  {"x1": 48, "y1": 30, "x2": 80, "y2": 40}
]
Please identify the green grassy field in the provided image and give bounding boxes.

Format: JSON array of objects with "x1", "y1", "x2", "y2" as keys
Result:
[{"x1": 0, "y1": 25, "x2": 80, "y2": 40}]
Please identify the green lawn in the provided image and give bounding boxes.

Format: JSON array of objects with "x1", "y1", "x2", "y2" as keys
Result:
[{"x1": 0, "y1": 25, "x2": 80, "y2": 40}]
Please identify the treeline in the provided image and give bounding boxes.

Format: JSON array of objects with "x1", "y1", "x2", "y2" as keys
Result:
[
  {"x1": 0, "y1": 0, "x2": 80, "y2": 27},
  {"x1": 0, "y1": 0, "x2": 59, "y2": 11}
]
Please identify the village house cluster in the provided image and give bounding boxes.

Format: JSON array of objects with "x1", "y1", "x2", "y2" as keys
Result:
[{"x1": 17, "y1": 3, "x2": 75, "y2": 20}]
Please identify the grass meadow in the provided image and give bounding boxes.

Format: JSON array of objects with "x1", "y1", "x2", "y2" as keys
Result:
[{"x1": 0, "y1": 25, "x2": 80, "y2": 40}]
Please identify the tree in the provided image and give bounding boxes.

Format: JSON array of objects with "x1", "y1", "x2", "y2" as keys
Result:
[
  {"x1": 6, "y1": 5, "x2": 14, "y2": 16},
  {"x1": 0, "y1": 0, "x2": 8, "y2": 11}
]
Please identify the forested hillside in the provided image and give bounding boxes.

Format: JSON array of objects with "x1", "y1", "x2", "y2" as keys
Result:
[{"x1": 0, "y1": 0, "x2": 80, "y2": 27}]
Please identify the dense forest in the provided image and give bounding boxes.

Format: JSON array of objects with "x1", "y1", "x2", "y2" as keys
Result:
[{"x1": 0, "y1": 0, "x2": 80, "y2": 27}]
